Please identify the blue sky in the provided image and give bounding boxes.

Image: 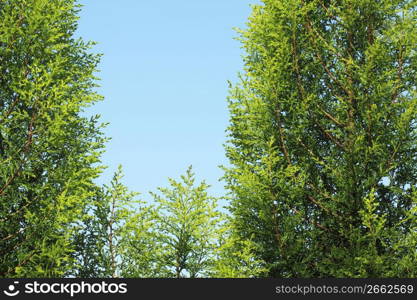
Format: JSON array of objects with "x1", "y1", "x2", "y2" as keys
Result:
[{"x1": 77, "y1": 0, "x2": 257, "y2": 202}]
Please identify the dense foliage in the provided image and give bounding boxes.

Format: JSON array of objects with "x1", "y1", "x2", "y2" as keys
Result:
[
  {"x1": 1, "y1": 0, "x2": 416, "y2": 278},
  {"x1": 224, "y1": 0, "x2": 417, "y2": 277},
  {"x1": 0, "y1": 0, "x2": 105, "y2": 277}
]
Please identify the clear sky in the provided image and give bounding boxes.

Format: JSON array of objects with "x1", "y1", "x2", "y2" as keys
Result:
[{"x1": 77, "y1": 0, "x2": 257, "y2": 202}]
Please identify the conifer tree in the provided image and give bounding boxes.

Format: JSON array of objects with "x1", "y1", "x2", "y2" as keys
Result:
[
  {"x1": 100, "y1": 166, "x2": 140, "y2": 278},
  {"x1": 117, "y1": 208, "x2": 161, "y2": 278},
  {"x1": 0, "y1": 0, "x2": 106, "y2": 277},
  {"x1": 73, "y1": 166, "x2": 157, "y2": 278},
  {"x1": 150, "y1": 166, "x2": 222, "y2": 278},
  {"x1": 225, "y1": 0, "x2": 417, "y2": 277}
]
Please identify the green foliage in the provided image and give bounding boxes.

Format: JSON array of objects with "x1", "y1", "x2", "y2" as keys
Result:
[
  {"x1": 71, "y1": 186, "x2": 107, "y2": 278},
  {"x1": 72, "y1": 166, "x2": 151, "y2": 278},
  {"x1": 0, "y1": 0, "x2": 106, "y2": 277},
  {"x1": 225, "y1": 0, "x2": 417, "y2": 277},
  {"x1": 211, "y1": 222, "x2": 268, "y2": 278},
  {"x1": 150, "y1": 166, "x2": 223, "y2": 278},
  {"x1": 108, "y1": 168, "x2": 159, "y2": 278},
  {"x1": 100, "y1": 165, "x2": 140, "y2": 277},
  {"x1": 2, "y1": 0, "x2": 416, "y2": 279},
  {"x1": 117, "y1": 207, "x2": 161, "y2": 278},
  {"x1": 95, "y1": 166, "x2": 224, "y2": 278}
]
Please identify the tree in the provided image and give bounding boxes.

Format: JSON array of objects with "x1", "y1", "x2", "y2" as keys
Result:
[
  {"x1": 70, "y1": 186, "x2": 107, "y2": 278},
  {"x1": 101, "y1": 166, "x2": 140, "y2": 278},
  {"x1": 225, "y1": 0, "x2": 417, "y2": 277},
  {"x1": 117, "y1": 208, "x2": 161, "y2": 278},
  {"x1": 72, "y1": 165, "x2": 153, "y2": 278},
  {"x1": 0, "y1": 0, "x2": 106, "y2": 277},
  {"x1": 88, "y1": 166, "x2": 223, "y2": 278},
  {"x1": 150, "y1": 166, "x2": 222, "y2": 278}
]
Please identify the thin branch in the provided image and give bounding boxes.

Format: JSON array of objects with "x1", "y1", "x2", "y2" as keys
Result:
[
  {"x1": 314, "y1": 120, "x2": 346, "y2": 150},
  {"x1": 316, "y1": 104, "x2": 346, "y2": 128}
]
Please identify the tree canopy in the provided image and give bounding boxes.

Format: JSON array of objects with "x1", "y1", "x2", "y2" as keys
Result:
[
  {"x1": 0, "y1": 0, "x2": 105, "y2": 277},
  {"x1": 1, "y1": 0, "x2": 416, "y2": 279},
  {"x1": 224, "y1": 0, "x2": 417, "y2": 277}
]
